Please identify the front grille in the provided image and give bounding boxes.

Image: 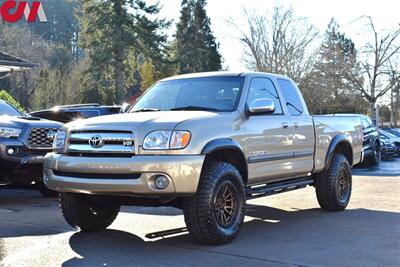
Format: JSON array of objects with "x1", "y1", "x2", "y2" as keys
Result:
[
  {"x1": 67, "y1": 131, "x2": 134, "y2": 153},
  {"x1": 27, "y1": 128, "x2": 58, "y2": 148},
  {"x1": 53, "y1": 170, "x2": 140, "y2": 179}
]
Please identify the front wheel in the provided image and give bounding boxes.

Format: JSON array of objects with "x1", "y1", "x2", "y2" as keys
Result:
[
  {"x1": 60, "y1": 193, "x2": 120, "y2": 232},
  {"x1": 314, "y1": 154, "x2": 352, "y2": 211},
  {"x1": 370, "y1": 143, "x2": 381, "y2": 165},
  {"x1": 183, "y1": 161, "x2": 246, "y2": 245},
  {"x1": 37, "y1": 183, "x2": 59, "y2": 197}
]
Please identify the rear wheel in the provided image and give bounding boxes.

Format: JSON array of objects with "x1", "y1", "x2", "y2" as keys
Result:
[
  {"x1": 315, "y1": 154, "x2": 352, "y2": 211},
  {"x1": 183, "y1": 161, "x2": 246, "y2": 245},
  {"x1": 60, "y1": 193, "x2": 120, "y2": 232}
]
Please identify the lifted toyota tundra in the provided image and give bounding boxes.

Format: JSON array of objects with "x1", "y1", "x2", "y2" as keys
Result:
[{"x1": 44, "y1": 72, "x2": 363, "y2": 245}]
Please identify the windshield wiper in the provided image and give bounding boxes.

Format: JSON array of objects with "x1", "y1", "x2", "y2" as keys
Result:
[
  {"x1": 131, "y1": 108, "x2": 160, "y2": 113},
  {"x1": 171, "y1": 106, "x2": 220, "y2": 112}
]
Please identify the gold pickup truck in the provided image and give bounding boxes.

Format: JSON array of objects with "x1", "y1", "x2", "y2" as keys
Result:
[{"x1": 44, "y1": 72, "x2": 363, "y2": 245}]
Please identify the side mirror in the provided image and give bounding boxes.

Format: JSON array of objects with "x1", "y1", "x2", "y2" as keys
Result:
[
  {"x1": 248, "y1": 98, "x2": 275, "y2": 115},
  {"x1": 120, "y1": 103, "x2": 131, "y2": 113}
]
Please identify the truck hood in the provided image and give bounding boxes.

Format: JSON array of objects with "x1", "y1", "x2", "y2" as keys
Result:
[
  {"x1": 67, "y1": 111, "x2": 222, "y2": 134},
  {"x1": 0, "y1": 115, "x2": 62, "y2": 129}
]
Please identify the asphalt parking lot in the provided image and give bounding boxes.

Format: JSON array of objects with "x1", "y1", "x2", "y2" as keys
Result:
[{"x1": 0, "y1": 158, "x2": 399, "y2": 267}]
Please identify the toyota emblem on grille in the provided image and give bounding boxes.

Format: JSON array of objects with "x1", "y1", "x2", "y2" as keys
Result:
[
  {"x1": 47, "y1": 130, "x2": 57, "y2": 141},
  {"x1": 89, "y1": 135, "x2": 104, "y2": 148}
]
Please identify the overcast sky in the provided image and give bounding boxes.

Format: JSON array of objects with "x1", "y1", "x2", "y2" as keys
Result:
[{"x1": 154, "y1": 0, "x2": 400, "y2": 71}]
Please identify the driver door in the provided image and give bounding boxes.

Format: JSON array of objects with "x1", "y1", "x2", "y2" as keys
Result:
[{"x1": 244, "y1": 77, "x2": 294, "y2": 184}]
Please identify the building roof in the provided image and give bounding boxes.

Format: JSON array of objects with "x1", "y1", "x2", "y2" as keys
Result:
[{"x1": 0, "y1": 52, "x2": 38, "y2": 73}]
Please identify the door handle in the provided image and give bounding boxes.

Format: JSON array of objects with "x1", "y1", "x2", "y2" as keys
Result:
[
  {"x1": 293, "y1": 122, "x2": 300, "y2": 128},
  {"x1": 282, "y1": 122, "x2": 289, "y2": 128}
]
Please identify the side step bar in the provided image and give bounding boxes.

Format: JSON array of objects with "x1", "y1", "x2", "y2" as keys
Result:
[{"x1": 246, "y1": 177, "x2": 314, "y2": 200}]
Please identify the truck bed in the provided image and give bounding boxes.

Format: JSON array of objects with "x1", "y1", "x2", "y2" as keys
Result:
[{"x1": 312, "y1": 115, "x2": 363, "y2": 172}]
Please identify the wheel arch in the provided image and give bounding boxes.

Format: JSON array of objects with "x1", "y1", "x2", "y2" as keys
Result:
[
  {"x1": 324, "y1": 134, "x2": 353, "y2": 170},
  {"x1": 201, "y1": 138, "x2": 248, "y2": 185}
]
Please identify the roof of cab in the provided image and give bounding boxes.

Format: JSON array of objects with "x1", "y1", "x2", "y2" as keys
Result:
[{"x1": 160, "y1": 71, "x2": 290, "y2": 82}]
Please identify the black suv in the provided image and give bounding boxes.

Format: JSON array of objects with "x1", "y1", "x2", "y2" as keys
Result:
[
  {"x1": 0, "y1": 100, "x2": 62, "y2": 196},
  {"x1": 359, "y1": 115, "x2": 380, "y2": 165},
  {"x1": 29, "y1": 104, "x2": 122, "y2": 123}
]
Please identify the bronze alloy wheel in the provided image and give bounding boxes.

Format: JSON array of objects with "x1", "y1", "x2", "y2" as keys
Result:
[
  {"x1": 336, "y1": 166, "x2": 351, "y2": 204},
  {"x1": 213, "y1": 180, "x2": 239, "y2": 228}
]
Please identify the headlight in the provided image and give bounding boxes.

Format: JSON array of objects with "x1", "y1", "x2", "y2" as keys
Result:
[
  {"x1": 143, "y1": 130, "x2": 191, "y2": 150},
  {"x1": 0, "y1": 127, "x2": 22, "y2": 138},
  {"x1": 53, "y1": 129, "x2": 67, "y2": 152}
]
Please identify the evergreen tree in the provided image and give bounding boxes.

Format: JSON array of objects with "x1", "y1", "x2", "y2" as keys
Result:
[
  {"x1": 308, "y1": 19, "x2": 366, "y2": 114},
  {"x1": 79, "y1": 0, "x2": 169, "y2": 104},
  {"x1": 140, "y1": 60, "x2": 156, "y2": 91},
  {"x1": 26, "y1": 0, "x2": 80, "y2": 61},
  {"x1": 174, "y1": 0, "x2": 222, "y2": 74}
]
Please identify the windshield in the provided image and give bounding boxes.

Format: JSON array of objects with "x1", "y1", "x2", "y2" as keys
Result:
[
  {"x1": 0, "y1": 101, "x2": 22, "y2": 116},
  {"x1": 132, "y1": 76, "x2": 244, "y2": 112}
]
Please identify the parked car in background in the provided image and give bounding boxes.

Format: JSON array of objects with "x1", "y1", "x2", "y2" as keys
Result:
[
  {"x1": 328, "y1": 114, "x2": 380, "y2": 165},
  {"x1": 379, "y1": 138, "x2": 397, "y2": 159},
  {"x1": 0, "y1": 100, "x2": 62, "y2": 196},
  {"x1": 29, "y1": 104, "x2": 122, "y2": 124},
  {"x1": 384, "y1": 128, "x2": 400, "y2": 138},
  {"x1": 379, "y1": 130, "x2": 400, "y2": 156},
  {"x1": 359, "y1": 115, "x2": 381, "y2": 164}
]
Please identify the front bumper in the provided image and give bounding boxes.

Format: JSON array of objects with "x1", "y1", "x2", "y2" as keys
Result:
[
  {"x1": 0, "y1": 139, "x2": 49, "y2": 164},
  {"x1": 0, "y1": 139, "x2": 50, "y2": 183},
  {"x1": 381, "y1": 145, "x2": 396, "y2": 157},
  {"x1": 43, "y1": 153, "x2": 205, "y2": 196}
]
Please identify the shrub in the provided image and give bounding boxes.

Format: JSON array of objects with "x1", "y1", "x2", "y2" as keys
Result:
[{"x1": 0, "y1": 90, "x2": 25, "y2": 114}]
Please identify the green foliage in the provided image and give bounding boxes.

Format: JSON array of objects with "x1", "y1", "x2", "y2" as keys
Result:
[
  {"x1": 78, "y1": 0, "x2": 170, "y2": 104},
  {"x1": 140, "y1": 60, "x2": 156, "y2": 91},
  {"x1": 0, "y1": 90, "x2": 25, "y2": 113},
  {"x1": 174, "y1": 0, "x2": 222, "y2": 74},
  {"x1": 302, "y1": 19, "x2": 367, "y2": 114}
]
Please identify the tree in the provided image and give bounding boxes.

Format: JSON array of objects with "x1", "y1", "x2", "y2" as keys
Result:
[
  {"x1": 0, "y1": 90, "x2": 25, "y2": 113},
  {"x1": 308, "y1": 19, "x2": 367, "y2": 114},
  {"x1": 379, "y1": 104, "x2": 391, "y2": 124},
  {"x1": 238, "y1": 6, "x2": 318, "y2": 85},
  {"x1": 346, "y1": 17, "x2": 400, "y2": 123},
  {"x1": 0, "y1": 23, "x2": 64, "y2": 110},
  {"x1": 79, "y1": 0, "x2": 169, "y2": 104},
  {"x1": 26, "y1": 0, "x2": 81, "y2": 61},
  {"x1": 174, "y1": 0, "x2": 222, "y2": 74},
  {"x1": 139, "y1": 60, "x2": 156, "y2": 91}
]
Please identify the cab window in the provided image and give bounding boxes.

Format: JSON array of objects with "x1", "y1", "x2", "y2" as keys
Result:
[
  {"x1": 277, "y1": 79, "x2": 304, "y2": 116},
  {"x1": 246, "y1": 78, "x2": 283, "y2": 115}
]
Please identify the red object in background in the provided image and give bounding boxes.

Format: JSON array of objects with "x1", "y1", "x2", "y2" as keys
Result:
[
  {"x1": 0, "y1": 0, "x2": 26, "y2": 23},
  {"x1": 0, "y1": 0, "x2": 47, "y2": 23},
  {"x1": 126, "y1": 92, "x2": 143, "y2": 105}
]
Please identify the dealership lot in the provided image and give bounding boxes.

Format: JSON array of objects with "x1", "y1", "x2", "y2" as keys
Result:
[{"x1": 0, "y1": 159, "x2": 399, "y2": 267}]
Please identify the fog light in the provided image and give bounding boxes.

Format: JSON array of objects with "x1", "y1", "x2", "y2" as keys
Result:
[
  {"x1": 154, "y1": 175, "x2": 169, "y2": 190},
  {"x1": 7, "y1": 148, "x2": 15, "y2": 155}
]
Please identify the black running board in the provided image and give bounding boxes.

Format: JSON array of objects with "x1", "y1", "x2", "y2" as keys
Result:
[{"x1": 246, "y1": 177, "x2": 314, "y2": 200}]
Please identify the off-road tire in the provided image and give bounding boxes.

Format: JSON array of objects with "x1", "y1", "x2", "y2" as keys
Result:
[
  {"x1": 183, "y1": 161, "x2": 246, "y2": 245},
  {"x1": 37, "y1": 183, "x2": 59, "y2": 197},
  {"x1": 60, "y1": 193, "x2": 120, "y2": 232},
  {"x1": 315, "y1": 154, "x2": 352, "y2": 211}
]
